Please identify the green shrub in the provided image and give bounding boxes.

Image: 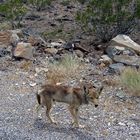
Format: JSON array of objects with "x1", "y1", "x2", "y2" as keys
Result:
[
  {"x1": 29, "y1": 0, "x2": 52, "y2": 11},
  {"x1": 76, "y1": 0, "x2": 140, "y2": 42},
  {"x1": 60, "y1": 0, "x2": 70, "y2": 6},
  {"x1": 0, "y1": 0, "x2": 27, "y2": 29},
  {"x1": 120, "y1": 68, "x2": 140, "y2": 96}
]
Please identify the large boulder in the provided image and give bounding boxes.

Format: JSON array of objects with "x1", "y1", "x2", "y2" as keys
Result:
[
  {"x1": 108, "y1": 35, "x2": 140, "y2": 54},
  {"x1": 106, "y1": 35, "x2": 140, "y2": 66},
  {"x1": 14, "y1": 42, "x2": 34, "y2": 60}
]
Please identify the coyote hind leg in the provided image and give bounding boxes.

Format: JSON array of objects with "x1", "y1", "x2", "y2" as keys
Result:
[{"x1": 46, "y1": 99, "x2": 56, "y2": 124}]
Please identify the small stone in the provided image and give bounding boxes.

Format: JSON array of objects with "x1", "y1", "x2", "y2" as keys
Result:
[
  {"x1": 22, "y1": 82, "x2": 26, "y2": 85},
  {"x1": 56, "y1": 82, "x2": 62, "y2": 85},
  {"x1": 108, "y1": 122, "x2": 111, "y2": 126},
  {"x1": 29, "y1": 75, "x2": 34, "y2": 79},
  {"x1": 35, "y1": 67, "x2": 48, "y2": 74},
  {"x1": 50, "y1": 42, "x2": 62, "y2": 48},
  {"x1": 99, "y1": 55, "x2": 112, "y2": 66},
  {"x1": 118, "y1": 122, "x2": 125, "y2": 126},
  {"x1": 99, "y1": 62, "x2": 106, "y2": 68},
  {"x1": 45, "y1": 48, "x2": 58, "y2": 55},
  {"x1": 10, "y1": 32, "x2": 20, "y2": 46},
  {"x1": 64, "y1": 42, "x2": 74, "y2": 50},
  {"x1": 75, "y1": 49, "x2": 84, "y2": 58},
  {"x1": 116, "y1": 92, "x2": 126, "y2": 99},
  {"x1": 14, "y1": 42, "x2": 34, "y2": 60},
  {"x1": 15, "y1": 83, "x2": 19, "y2": 86},
  {"x1": 84, "y1": 58, "x2": 90, "y2": 63},
  {"x1": 29, "y1": 82, "x2": 37, "y2": 87}
]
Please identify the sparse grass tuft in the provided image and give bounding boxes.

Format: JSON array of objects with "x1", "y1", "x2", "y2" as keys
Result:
[
  {"x1": 0, "y1": 22, "x2": 12, "y2": 30},
  {"x1": 120, "y1": 68, "x2": 140, "y2": 96},
  {"x1": 46, "y1": 54, "x2": 86, "y2": 84}
]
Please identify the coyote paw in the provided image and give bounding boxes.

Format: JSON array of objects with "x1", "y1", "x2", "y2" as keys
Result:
[
  {"x1": 50, "y1": 119, "x2": 57, "y2": 125},
  {"x1": 71, "y1": 122, "x2": 79, "y2": 128},
  {"x1": 79, "y1": 124, "x2": 85, "y2": 128},
  {"x1": 52, "y1": 121, "x2": 57, "y2": 125}
]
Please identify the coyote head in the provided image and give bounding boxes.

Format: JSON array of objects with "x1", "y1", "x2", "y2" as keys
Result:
[{"x1": 83, "y1": 84, "x2": 103, "y2": 107}]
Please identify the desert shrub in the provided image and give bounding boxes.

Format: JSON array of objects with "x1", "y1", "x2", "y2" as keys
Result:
[
  {"x1": 76, "y1": 0, "x2": 140, "y2": 43},
  {"x1": 0, "y1": 0, "x2": 27, "y2": 29},
  {"x1": 46, "y1": 54, "x2": 86, "y2": 84},
  {"x1": 60, "y1": 0, "x2": 70, "y2": 6},
  {"x1": 120, "y1": 68, "x2": 140, "y2": 96},
  {"x1": 28, "y1": 0, "x2": 52, "y2": 11}
]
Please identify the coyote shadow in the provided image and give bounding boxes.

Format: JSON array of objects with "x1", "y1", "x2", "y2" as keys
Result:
[{"x1": 34, "y1": 118, "x2": 95, "y2": 140}]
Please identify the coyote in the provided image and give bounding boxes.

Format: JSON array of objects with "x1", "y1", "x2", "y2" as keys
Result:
[{"x1": 36, "y1": 84, "x2": 103, "y2": 127}]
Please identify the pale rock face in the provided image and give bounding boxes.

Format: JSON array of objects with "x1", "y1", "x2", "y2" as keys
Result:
[
  {"x1": 110, "y1": 35, "x2": 140, "y2": 54},
  {"x1": 14, "y1": 42, "x2": 34, "y2": 60},
  {"x1": 106, "y1": 35, "x2": 140, "y2": 66}
]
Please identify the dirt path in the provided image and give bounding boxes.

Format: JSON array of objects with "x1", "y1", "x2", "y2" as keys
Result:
[{"x1": 0, "y1": 59, "x2": 140, "y2": 140}]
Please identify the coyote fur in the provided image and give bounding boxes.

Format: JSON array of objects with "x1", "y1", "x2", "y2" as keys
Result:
[{"x1": 36, "y1": 84, "x2": 103, "y2": 127}]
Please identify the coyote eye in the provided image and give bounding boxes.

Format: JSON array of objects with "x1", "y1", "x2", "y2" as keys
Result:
[{"x1": 90, "y1": 97, "x2": 93, "y2": 99}]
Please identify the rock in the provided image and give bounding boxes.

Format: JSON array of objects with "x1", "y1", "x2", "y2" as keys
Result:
[
  {"x1": 50, "y1": 42, "x2": 63, "y2": 48},
  {"x1": 63, "y1": 42, "x2": 74, "y2": 50},
  {"x1": 45, "y1": 48, "x2": 58, "y2": 55},
  {"x1": 118, "y1": 122, "x2": 126, "y2": 126},
  {"x1": 99, "y1": 62, "x2": 106, "y2": 68},
  {"x1": 0, "y1": 47, "x2": 10, "y2": 57},
  {"x1": 75, "y1": 49, "x2": 84, "y2": 58},
  {"x1": 0, "y1": 31, "x2": 11, "y2": 45},
  {"x1": 74, "y1": 43, "x2": 90, "y2": 53},
  {"x1": 99, "y1": 55, "x2": 112, "y2": 66},
  {"x1": 84, "y1": 58, "x2": 90, "y2": 63},
  {"x1": 35, "y1": 67, "x2": 48, "y2": 74},
  {"x1": 14, "y1": 42, "x2": 34, "y2": 60},
  {"x1": 10, "y1": 32, "x2": 20, "y2": 46},
  {"x1": 11, "y1": 29, "x2": 22, "y2": 36},
  {"x1": 106, "y1": 45, "x2": 137, "y2": 59},
  {"x1": 109, "y1": 35, "x2": 140, "y2": 54},
  {"x1": 113, "y1": 55, "x2": 140, "y2": 66},
  {"x1": 29, "y1": 82, "x2": 37, "y2": 87},
  {"x1": 106, "y1": 35, "x2": 140, "y2": 67},
  {"x1": 116, "y1": 91, "x2": 126, "y2": 99},
  {"x1": 109, "y1": 63, "x2": 125, "y2": 74},
  {"x1": 28, "y1": 36, "x2": 40, "y2": 46}
]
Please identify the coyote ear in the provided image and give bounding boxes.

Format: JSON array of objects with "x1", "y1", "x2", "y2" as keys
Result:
[
  {"x1": 98, "y1": 86, "x2": 103, "y2": 95},
  {"x1": 83, "y1": 85, "x2": 89, "y2": 94}
]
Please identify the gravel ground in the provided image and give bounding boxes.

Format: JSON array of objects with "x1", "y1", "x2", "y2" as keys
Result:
[{"x1": 0, "y1": 58, "x2": 140, "y2": 140}]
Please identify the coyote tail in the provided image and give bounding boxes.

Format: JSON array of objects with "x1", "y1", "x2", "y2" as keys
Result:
[{"x1": 36, "y1": 93, "x2": 41, "y2": 105}]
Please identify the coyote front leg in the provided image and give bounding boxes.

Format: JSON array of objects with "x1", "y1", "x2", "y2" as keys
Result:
[{"x1": 69, "y1": 105, "x2": 79, "y2": 127}]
